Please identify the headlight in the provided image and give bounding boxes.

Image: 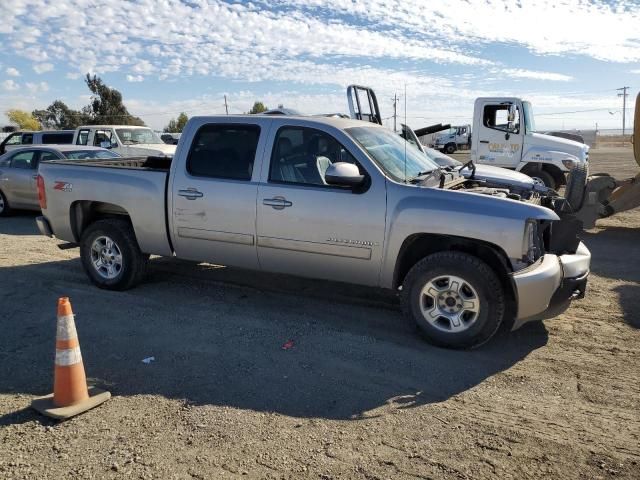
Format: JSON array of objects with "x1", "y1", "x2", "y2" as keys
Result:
[
  {"x1": 562, "y1": 159, "x2": 577, "y2": 169},
  {"x1": 522, "y1": 220, "x2": 543, "y2": 264}
]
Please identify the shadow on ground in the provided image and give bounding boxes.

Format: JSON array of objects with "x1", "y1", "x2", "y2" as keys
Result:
[
  {"x1": 0, "y1": 211, "x2": 40, "y2": 236},
  {"x1": 0, "y1": 253, "x2": 548, "y2": 425},
  {"x1": 582, "y1": 227, "x2": 640, "y2": 283}
]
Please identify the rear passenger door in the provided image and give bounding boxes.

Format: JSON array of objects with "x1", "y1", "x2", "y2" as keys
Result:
[
  {"x1": 256, "y1": 122, "x2": 387, "y2": 286},
  {"x1": 170, "y1": 119, "x2": 271, "y2": 269},
  {"x1": 1, "y1": 150, "x2": 40, "y2": 207}
]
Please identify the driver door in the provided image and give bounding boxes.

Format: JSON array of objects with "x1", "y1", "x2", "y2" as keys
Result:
[
  {"x1": 256, "y1": 122, "x2": 387, "y2": 286},
  {"x1": 476, "y1": 102, "x2": 523, "y2": 168}
]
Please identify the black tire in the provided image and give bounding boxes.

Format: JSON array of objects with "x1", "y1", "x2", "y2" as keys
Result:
[
  {"x1": 564, "y1": 163, "x2": 588, "y2": 211},
  {"x1": 0, "y1": 189, "x2": 10, "y2": 216},
  {"x1": 80, "y1": 218, "x2": 148, "y2": 290},
  {"x1": 533, "y1": 170, "x2": 557, "y2": 190},
  {"x1": 445, "y1": 143, "x2": 456, "y2": 154},
  {"x1": 401, "y1": 252, "x2": 505, "y2": 349}
]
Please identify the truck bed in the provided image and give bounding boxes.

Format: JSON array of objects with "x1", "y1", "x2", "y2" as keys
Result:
[{"x1": 45, "y1": 155, "x2": 172, "y2": 171}]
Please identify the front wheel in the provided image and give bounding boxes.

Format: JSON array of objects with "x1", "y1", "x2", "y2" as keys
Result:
[
  {"x1": 445, "y1": 143, "x2": 456, "y2": 154},
  {"x1": 401, "y1": 252, "x2": 505, "y2": 349},
  {"x1": 530, "y1": 170, "x2": 557, "y2": 190},
  {"x1": 80, "y1": 218, "x2": 148, "y2": 290}
]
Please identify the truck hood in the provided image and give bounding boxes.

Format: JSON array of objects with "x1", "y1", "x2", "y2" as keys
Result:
[
  {"x1": 127, "y1": 143, "x2": 177, "y2": 156},
  {"x1": 527, "y1": 132, "x2": 588, "y2": 159},
  {"x1": 458, "y1": 164, "x2": 536, "y2": 190}
]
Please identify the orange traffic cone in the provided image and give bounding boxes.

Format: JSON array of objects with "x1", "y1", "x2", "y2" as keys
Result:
[{"x1": 31, "y1": 297, "x2": 110, "y2": 419}]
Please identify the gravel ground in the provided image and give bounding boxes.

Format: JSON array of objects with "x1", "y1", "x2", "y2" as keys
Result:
[{"x1": 0, "y1": 147, "x2": 638, "y2": 479}]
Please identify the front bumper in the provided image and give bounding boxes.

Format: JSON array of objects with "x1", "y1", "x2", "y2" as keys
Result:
[
  {"x1": 511, "y1": 241, "x2": 591, "y2": 330},
  {"x1": 36, "y1": 215, "x2": 53, "y2": 238}
]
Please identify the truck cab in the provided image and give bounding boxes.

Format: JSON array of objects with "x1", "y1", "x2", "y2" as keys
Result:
[
  {"x1": 471, "y1": 98, "x2": 589, "y2": 189},
  {"x1": 73, "y1": 125, "x2": 177, "y2": 157},
  {"x1": 433, "y1": 125, "x2": 471, "y2": 154}
]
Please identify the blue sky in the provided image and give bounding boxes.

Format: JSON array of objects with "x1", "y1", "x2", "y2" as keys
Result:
[{"x1": 0, "y1": 0, "x2": 638, "y2": 131}]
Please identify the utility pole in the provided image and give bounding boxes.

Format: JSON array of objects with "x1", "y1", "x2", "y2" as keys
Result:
[
  {"x1": 392, "y1": 93, "x2": 398, "y2": 132},
  {"x1": 617, "y1": 86, "x2": 629, "y2": 137},
  {"x1": 224, "y1": 95, "x2": 229, "y2": 115}
]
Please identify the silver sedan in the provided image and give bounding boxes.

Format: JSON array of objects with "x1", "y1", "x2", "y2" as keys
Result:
[{"x1": 0, "y1": 145, "x2": 120, "y2": 215}]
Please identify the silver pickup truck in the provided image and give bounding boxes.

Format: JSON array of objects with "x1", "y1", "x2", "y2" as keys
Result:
[{"x1": 36, "y1": 115, "x2": 591, "y2": 348}]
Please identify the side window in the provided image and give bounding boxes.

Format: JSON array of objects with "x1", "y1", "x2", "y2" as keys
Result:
[
  {"x1": 6, "y1": 133, "x2": 22, "y2": 145},
  {"x1": 40, "y1": 151, "x2": 60, "y2": 162},
  {"x1": 186, "y1": 124, "x2": 260, "y2": 180},
  {"x1": 76, "y1": 129, "x2": 90, "y2": 145},
  {"x1": 42, "y1": 133, "x2": 74, "y2": 144},
  {"x1": 10, "y1": 150, "x2": 38, "y2": 169},
  {"x1": 269, "y1": 126, "x2": 360, "y2": 186},
  {"x1": 93, "y1": 129, "x2": 114, "y2": 146},
  {"x1": 483, "y1": 105, "x2": 520, "y2": 134},
  {"x1": 21, "y1": 133, "x2": 33, "y2": 145}
]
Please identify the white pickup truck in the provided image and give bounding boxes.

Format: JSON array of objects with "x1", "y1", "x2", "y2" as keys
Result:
[
  {"x1": 471, "y1": 98, "x2": 589, "y2": 189},
  {"x1": 73, "y1": 125, "x2": 176, "y2": 157},
  {"x1": 35, "y1": 115, "x2": 590, "y2": 349}
]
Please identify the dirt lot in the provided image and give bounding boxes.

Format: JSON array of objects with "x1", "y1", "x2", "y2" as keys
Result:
[{"x1": 1, "y1": 147, "x2": 638, "y2": 479}]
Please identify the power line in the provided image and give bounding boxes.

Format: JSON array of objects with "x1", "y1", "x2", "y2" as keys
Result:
[{"x1": 617, "y1": 86, "x2": 630, "y2": 137}]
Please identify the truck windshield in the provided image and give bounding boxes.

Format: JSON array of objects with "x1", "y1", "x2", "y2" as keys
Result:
[
  {"x1": 347, "y1": 126, "x2": 439, "y2": 182},
  {"x1": 522, "y1": 101, "x2": 536, "y2": 134},
  {"x1": 115, "y1": 128, "x2": 163, "y2": 145}
]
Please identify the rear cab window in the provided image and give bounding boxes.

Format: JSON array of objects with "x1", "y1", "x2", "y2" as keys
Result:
[
  {"x1": 42, "y1": 133, "x2": 74, "y2": 144},
  {"x1": 186, "y1": 124, "x2": 260, "y2": 181}
]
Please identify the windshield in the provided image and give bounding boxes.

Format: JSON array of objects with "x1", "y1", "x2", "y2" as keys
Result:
[
  {"x1": 62, "y1": 150, "x2": 121, "y2": 159},
  {"x1": 347, "y1": 126, "x2": 439, "y2": 182},
  {"x1": 115, "y1": 128, "x2": 163, "y2": 145},
  {"x1": 424, "y1": 148, "x2": 462, "y2": 168},
  {"x1": 522, "y1": 101, "x2": 536, "y2": 134}
]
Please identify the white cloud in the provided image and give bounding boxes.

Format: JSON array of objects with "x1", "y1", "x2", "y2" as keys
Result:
[
  {"x1": 502, "y1": 68, "x2": 573, "y2": 82},
  {"x1": 6, "y1": 67, "x2": 20, "y2": 77},
  {"x1": 33, "y1": 62, "x2": 53, "y2": 74},
  {"x1": 25, "y1": 81, "x2": 49, "y2": 93},
  {"x1": 631, "y1": 69, "x2": 640, "y2": 74},
  {"x1": 2, "y1": 79, "x2": 20, "y2": 91},
  {"x1": 126, "y1": 74, "x2": 144, "y2": 82}
]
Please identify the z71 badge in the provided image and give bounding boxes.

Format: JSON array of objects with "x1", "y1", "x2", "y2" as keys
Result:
[{"x1": 53, "y1": 181, "x2": 73, "y2": 192}]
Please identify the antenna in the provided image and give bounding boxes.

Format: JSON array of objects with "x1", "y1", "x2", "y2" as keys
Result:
[{"x1": 404, "y1": 83, "x2": 407, "y2": 183}]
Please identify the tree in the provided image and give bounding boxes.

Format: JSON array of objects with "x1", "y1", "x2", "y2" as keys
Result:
[
  {"x1": 32, "y1": 100, "x2": 88, "y2": 130},
  {"x1": 248, "y1": 101, "x2": 267, "y2": 114},
  {"x1": 6, "y1": 109, "x2": 41, "y2": 130},
  {"x1": 83, "y1": 74, "x2": 145, "y2": 125},
  {"x1": 164, "y1": 112, "x2": 189, "y2": 133}
]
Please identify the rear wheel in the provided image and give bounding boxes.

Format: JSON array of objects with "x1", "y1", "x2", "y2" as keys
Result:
[
  {"x1": 0, "y1": 190, "x2": 10, "y2": 216},
  {"x1": 401, "y1": 252, "x2": 505, "y2": 349},
  {"x1": 531, "y1": 170, "x2": 557, "y2": 190},
  {"x1": 445, "y1": 143, "x2": 457, "y2": 154},
  {"x1": 80, "y1": 218, "x2": 148, "y2": 290}
]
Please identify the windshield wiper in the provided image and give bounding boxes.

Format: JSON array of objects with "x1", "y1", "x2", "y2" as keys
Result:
[{"x1": 408, "y1": 167, "x2": 444, "y2": 186}]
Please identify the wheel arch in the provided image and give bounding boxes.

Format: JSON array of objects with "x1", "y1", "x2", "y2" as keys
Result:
[
  {"x1": 70, "y1": 200, "x2": 132, "y2": 243},
  {"x1": 393, "y1": 233, "x2": 517, "y2": 317}
]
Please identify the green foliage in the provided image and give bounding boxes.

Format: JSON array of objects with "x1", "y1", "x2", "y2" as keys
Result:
[
  {"x1": 164, "y1": 112, "x2": 189, "y2": 133},
  {"x1": 6, "y1": 109, "x2": 41, "y2": 130},
  {"x1": 32, "y1": 100, "x2": 89, "y2": 130},
  {"x1": 248, "y1": 101, "x2": 268, "y2": 114},
  {"x1": 82, "y1": 74, "x2": 145, "y2": 125}
]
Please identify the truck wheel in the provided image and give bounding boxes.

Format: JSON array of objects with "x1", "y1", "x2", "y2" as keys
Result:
[
  {"x1": 532, "y1": 170, "x2": 557, "y2": 190},
  {"x1": 0, "y1": 190, "x2": 10, "y2": 216},
  {"x1": 80, "y1": 218, "x2": 148, "y2": 290},
  {"x1": 564, "y1": 163, "x2": 588, "y2": 211},
  {"x1": 445, "y1": 143, "x2": 457, "y2": 154},
  {"x1": 401, "y1": 252, "x2": 505, "y2": 349}
]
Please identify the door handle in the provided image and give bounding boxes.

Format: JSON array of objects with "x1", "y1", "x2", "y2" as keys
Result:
[
  {"x1": 479, "y1": 140, "x2": 489, "y2": 144},
  {"x1": 263, "y1": 197, "x2": 292, "y2": 210},
  {"x1": 178, "y1": 188, "x2": 203, "y2": 200}
]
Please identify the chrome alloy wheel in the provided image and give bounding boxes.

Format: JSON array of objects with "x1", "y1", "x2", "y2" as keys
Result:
[
  {"x1": 90, "y1": 236, "x2": 123, "y2": 279},
  {"x1": 419, "y1": 275, "x2": 480, "y2": 333}
]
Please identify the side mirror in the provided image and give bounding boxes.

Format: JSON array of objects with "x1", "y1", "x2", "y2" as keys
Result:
[{"x1": 325, "y1": 162, "x2": 364, "y2": 187}]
